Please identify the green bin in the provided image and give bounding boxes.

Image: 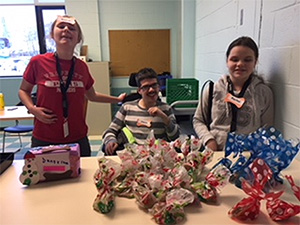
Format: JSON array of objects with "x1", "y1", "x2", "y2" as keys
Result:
[{"x1": 166, "y1": 78, "x2": 199, "y2": 108}]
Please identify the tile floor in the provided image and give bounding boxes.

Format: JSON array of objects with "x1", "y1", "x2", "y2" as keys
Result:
[{"x1": 0, "y1": 131, "x2": 104, "y2": 159}]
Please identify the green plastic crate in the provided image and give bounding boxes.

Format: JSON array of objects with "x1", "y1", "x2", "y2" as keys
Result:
[{"x1": 166, "y1": 78, "x2": 199, "y2": 108}]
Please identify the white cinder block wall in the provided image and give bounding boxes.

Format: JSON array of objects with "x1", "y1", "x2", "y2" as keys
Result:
[
  {"x1": 194, "y1": 0, "x2": 300, "y2": 141},
  {"x1": 259, "y1": 0, "x2": 300, "y2": 140}
]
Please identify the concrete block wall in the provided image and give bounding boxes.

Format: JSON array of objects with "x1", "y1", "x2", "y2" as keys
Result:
[
  {"x1": 259, "y1": 0, "x2": 300, "y2": 140},
  {"x1": 195, "y1": 0, "x2": 259, "y2": 83},
  {"x1": 194, "y1": 0, "x2": 300, "y2": 140}
]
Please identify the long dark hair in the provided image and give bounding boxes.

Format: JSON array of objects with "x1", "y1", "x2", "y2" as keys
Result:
[{"x1": 226, "y1": 36, "x2": 259, "y2": 60}]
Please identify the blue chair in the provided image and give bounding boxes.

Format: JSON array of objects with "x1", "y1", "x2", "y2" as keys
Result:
[
  {"x1": 2, "y1": 92, "x2": 36, "y2": 153},
  {"x1": 2, "y1": 120, "x2": 34, "y2": 153}
]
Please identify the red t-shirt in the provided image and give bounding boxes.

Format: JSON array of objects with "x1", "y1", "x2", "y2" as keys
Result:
[{"x1": 23, "y1": 53, "x2": 94, "y2": 143}]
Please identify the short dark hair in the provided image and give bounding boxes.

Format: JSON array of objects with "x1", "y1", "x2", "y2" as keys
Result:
[
  {"x1": 135, "y1": 68, "x2": 158, "y2": 87},
  {"x1": 226, "y1": 36, "x2": 259, "y2": 60}
]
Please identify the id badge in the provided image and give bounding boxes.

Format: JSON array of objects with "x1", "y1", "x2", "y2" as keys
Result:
[
  {"x1": 137, "y1": 118, "x2": 152, "y2": 127},
  {"x1": 224, "y1": 93, "x2": 246, "y2": 108},
  {"x1": 63, "y1": 118, "x2": 69, "y2": 138}
]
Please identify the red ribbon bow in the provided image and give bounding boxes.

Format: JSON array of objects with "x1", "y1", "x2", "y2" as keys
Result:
[
  {"x1": 228, "y1": 158, "x2": 300, "y2": 221},
  {"x1": 266, "y1": 175, "x2": 300, "y2": 221}
]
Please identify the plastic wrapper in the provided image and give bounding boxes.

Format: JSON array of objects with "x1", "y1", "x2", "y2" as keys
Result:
[
  {"x1": 149, "y1": 202, "x2": 185, "y2": 225},
  {"x1": 229, "y1": 158, "x2": 300, "y2": 221},
  {"x1": 116, "y1": 148, "x2": 141, "y2": 173},
  {"x1": 191, "y1": 164, "x2": 231, "y2": 203},
  {"x1": 179, "y1": 135, "x2": 202, "y2": 156},
  {"x1": 191, "y1": 181, "x2": 218, "y2": 203},
  {"x1": 148, "y1": 173, "x2": 165, "y2": 190},
  {"x1": 222, "y1": 126, "x2": 300, "y2": 188},
  {"x1": 205, "y1": 163, "x2": 231, "y2": 190},
  {"x1": 170, "y1": 165, "x2": 192, "y2": 188},
  {"x1": 228, "y1": 158, "x2": 273, "y2": 220},
  {"x1": 93, "y1": 133, "x2": 230, "y2": 224},
  {"x1": 184, "y1": 147, "x2": 214, "y2": 182},
  {"x1": 94, "y1": 157, "x2": 122, "y2": 189},
  {"x1": 132, "y1": 183, "x2": 157, "y2": 209},
  {"x1": 286, "y1": 175, "x2": 300, "y2": 201},
  {"x1": 114, "y1": 173, "x2": 135, "y2": 198},
  {"x1": 165, "y1": 188, "x2": 194, "y2": 207},
  {"x1": 149, "y1": 188, "x2": 194, "y2": 225},
  {"x1": 93, "y1": 157, "x2": 122, "y2": 213},
  {"x1": 266, "y1": 175, "x2": 300, "y2": 221},
  {"x1": 93, "y1": 188, "x2": 115, "y2": 214}
]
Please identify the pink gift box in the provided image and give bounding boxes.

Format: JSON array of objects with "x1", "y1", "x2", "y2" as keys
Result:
[{"x1": 19, "y1": 143, "x2": 81, "y2": 185}]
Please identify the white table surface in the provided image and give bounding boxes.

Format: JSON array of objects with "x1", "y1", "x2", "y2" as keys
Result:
[
  {"x1": 0, "y1": 106, "x2": 34, "y2": 121},
  {"x1": 0, "y1": 153, "x2": 299, "y2": 225}
]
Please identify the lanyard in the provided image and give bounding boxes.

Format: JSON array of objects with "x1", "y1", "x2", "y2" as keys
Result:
[
  {"x1": 227, "y1": 75, "x2": 252, "y2": 132},
  {"x1": 55, "y1": 52, "x2": 76, "y2": 118}
]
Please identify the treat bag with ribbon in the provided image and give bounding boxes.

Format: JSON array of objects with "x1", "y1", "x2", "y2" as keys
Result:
[
  {"x1": 184, "y1": 147, "x2": 214, "y2": 183},
  {"x1": 229, "y1": 158, "x2": 300, "y2": 221},
  {"x1": 93, "y1": 157, "x2": 121, "y2": 213},
  {"x1": 228, "y1": 158, "x2": 273, "y2": 220},
  {"x1": 191, "y1": 163, "x2": 231, "y2": 203},
  {"x1": 224, "y1": 126, "x2": 300, "y2": 188},
  {"x1": 149, "y1": 188, "x2": 194, "y2": 225},
  {"x1": 266, "y1": 175, "x2": 300, "y2": 221}
]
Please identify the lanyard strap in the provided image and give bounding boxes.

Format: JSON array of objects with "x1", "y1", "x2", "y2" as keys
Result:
[
  {"x1": 227, "y1": 75, "x2": 252, "y2": 132},
  {"x1": 55, "y1": 53, "x2": 76, "y2": 118}
]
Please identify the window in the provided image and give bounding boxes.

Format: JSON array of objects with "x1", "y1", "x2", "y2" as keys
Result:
[
  {"x1": 0, "y1": 3, "x2": 65, "y2": 77},
  {"x1": 36, "y1": 6, "x2": 66, "y2": 53}
]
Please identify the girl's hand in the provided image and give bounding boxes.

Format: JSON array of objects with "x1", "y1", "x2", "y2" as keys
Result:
[
  {"x1": 205, "y1": 139, "x2": 218, "y2": 151},
  {"x1": 30, "y1": 107, "x2": 58, "y2": 124},
  {"x1": 118, "y1": 93, "x2": 127, "y2": 102}
]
